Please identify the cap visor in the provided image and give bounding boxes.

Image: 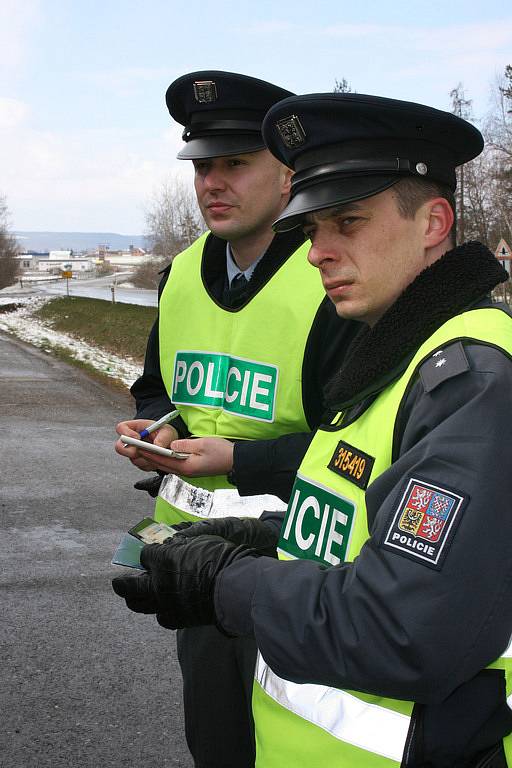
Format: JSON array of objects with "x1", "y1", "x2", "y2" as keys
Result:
[
  {"x1": 177, "y1": 135, "x2": 266, "y2": 160},
  {"x1": 273, "y1": 176, "x2": 399, "y2": 231}
]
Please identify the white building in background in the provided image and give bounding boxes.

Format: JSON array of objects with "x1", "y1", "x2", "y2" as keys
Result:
[
  {"x1": 97, "y1": 245, "x2": 155, "y2": 270},
  {"x1": 38, "y1": 256, "x2": 93, "y2": 272},
  {"x1": 38, "y1": 249, "x2": 92, "y2": 272},
  {"x1": 16, "y1": 253, "x2": 36, "y2": 270},
  {"x1": 16, "y1": 245, "x2": 154, "y2": 277},
  {"x1": 16, "y1": 252, "x2": 94, "y2": 274},
  {"x1": 102, "y1": 253, "x2": 154, "y2": 269},
  {"x1": 49, "y1": 250, "x2": 73, "y2": 261},
  {"x1": 41, "y1": 249, "x2": 92, "y2": 272}
]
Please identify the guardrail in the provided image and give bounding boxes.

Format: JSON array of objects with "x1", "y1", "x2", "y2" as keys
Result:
[
  {"x1": 66, "y1": 271, "x2": 97, "y2": 281},
  {"x1": 19, "y1": 275, "x2": 62, "y2": 285},
  {"x1": 19, "y1": 270, "x2": 99, "y2": 286}
]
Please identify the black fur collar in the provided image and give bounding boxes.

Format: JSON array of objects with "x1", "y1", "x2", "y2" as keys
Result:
[{"x1": 325, "y1": 241, "x2": 508, "y2": 409}]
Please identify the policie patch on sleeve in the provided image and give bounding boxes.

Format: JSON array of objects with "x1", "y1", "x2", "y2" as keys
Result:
[{"x1": 382, "y1": 477, "x2": 468, "y2": 570}]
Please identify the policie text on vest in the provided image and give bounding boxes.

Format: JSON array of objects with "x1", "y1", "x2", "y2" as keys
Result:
[{"x1": 172, "y1": 351, "x2": 278, "y2": 422}]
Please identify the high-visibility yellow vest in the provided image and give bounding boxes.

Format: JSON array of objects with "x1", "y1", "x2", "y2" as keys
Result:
[
  {"x1": 155, "y1": 233, "x2": 325, "y2": 524},
  {"x1": 254, "y1": 308, "x2": 512, "y2": 767}
]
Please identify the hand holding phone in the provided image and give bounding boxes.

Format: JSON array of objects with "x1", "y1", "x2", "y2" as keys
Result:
[{"x1": 120, "y1": 434, "x2": 189, "y2": 459}]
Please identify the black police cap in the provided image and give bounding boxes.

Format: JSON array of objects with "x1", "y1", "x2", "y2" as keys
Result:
[
  {"x1": 261, "y1": 93, "x2": 484, "y2": 231},
  {"x1": 166, "y1": 71, "x2": 293, "y2": 160}
]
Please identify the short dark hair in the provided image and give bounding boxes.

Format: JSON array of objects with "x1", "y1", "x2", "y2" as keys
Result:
[{"x1": 392, "y1": 177, "x2": 456, "y2": 243}]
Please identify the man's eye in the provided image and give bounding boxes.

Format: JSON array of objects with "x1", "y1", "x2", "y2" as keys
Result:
[
  {"x1": 194, "y1": 162, "x2": 209, "y2": 173},
  {"x1": 302, "y1": 227, "x2": 316, "y2": 241},
  {"x1": 228, "y1": 158, "x2": 244, "y2": 167}
]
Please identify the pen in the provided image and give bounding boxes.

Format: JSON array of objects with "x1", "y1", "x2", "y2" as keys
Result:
[{"x1": 139, "y1": 409, "x2": 180, "y2": 439}]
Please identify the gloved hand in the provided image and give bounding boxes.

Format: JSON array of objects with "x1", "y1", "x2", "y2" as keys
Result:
[
  {"x1": 133, "y1": 473, "x2": 164, "y2": 498},
  {"x1": 174, "y1": 516, "x2": 279, "y2": 557},
  {"x1": 112, "y1": 570, "x2": 160, "y2": 613},
  {"x1": 112, "y1": 534, "x2": 259, "y2": 632}
]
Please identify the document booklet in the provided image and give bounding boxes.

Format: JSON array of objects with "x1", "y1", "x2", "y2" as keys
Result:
[{"x1": 111, "y1": 517, "x2": 178, "y2": 570}]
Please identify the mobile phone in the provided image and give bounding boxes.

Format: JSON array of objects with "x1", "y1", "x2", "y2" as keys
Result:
[
  {"x1": 111, "y1": 517, "x2": 178, "y2": 569},
  {"x1": 120, "y1": 434, "x2": 189, "y2": 459}
]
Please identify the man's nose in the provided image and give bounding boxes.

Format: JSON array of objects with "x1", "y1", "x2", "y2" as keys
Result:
[
  {"x1": 203, "y1": 168, "x2": 227, "y2": 191},
  {"x1": 307, "y1": 235, "x2": 336, "y2": 268},
  {"x1": 307, "y1": 242, "x2": 322, "y2": 268}
]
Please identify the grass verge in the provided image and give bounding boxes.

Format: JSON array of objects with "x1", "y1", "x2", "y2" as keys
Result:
[
  {"x1": 40, "y1": 343, "x2": 134, "y2": 395},
  {"x1": 34, "y1": 296, "x2": 157, "y2": 362}
]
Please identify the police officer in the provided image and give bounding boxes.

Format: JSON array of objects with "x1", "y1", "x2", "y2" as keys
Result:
[
  {"x1": 114, "y1": 93, "x2": 512, "y2": 766},
  {"x1": 114, "y1": 73, "x2": 360, "y2": 768}
]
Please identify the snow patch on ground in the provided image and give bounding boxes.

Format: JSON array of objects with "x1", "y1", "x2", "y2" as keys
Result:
[{"x1": 0, "y1": 295, "x2": 142, "y2": 388}]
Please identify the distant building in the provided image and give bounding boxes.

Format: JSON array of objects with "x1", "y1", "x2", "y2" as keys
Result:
[
  {"x1": 41, "y1": 249, "x2": 92, "y2": 272},
  {"x1": 16, "y1": 253, "x2": 37, "y2": 270},
  {"x1": 96, "y1": 245, "x2": 154, "y2": 270},
  {"x1": 39, "y1": 256, "x2": 93, "y2": 273},
  {"x1": 16, "y1": 251, "x2": 49, "y2": 271},
  {"x1": 16, "y1": 244, "x2": 153, "y2": 276},
  {"x1": 49, "y1": 249, "x2": 73, "y2": 260},
  {"x1": 17, "y1": 251, "x2": 93, "y2": 274}
]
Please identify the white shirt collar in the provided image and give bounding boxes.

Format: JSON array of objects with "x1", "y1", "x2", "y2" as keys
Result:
[{"x1": 226, "y1": 243, "x2": 265, "y2": 286}]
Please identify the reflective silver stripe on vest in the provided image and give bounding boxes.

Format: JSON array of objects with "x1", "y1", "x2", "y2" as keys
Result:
[
  {"x1": 256, "y1": 654, "x2": 410, "y2": 762},
  {"x1": 158, "y1": 474, "x2": 286, "y2": 519}
]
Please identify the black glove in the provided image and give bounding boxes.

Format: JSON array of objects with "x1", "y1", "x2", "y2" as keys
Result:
[
  {"x1": 174, "y1": 516, "x2": 278, "y2": 557},
  {"x1": 112, "y1": 571, "x2": 159, "y2": 613},
  {"x1": 133, "y1": 473, "x2": 164, "y2": 498},
  {"x1": 112, "y1": 534, "x2": 259, "y2": 632}
]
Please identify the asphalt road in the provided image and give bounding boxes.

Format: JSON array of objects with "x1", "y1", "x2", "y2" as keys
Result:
[
  {"x1": 0, "y1": 332, "x2": 193, "y2": 768},
  {"x1": 22, "y1": 274, "x2": 158, "y2": 307}
]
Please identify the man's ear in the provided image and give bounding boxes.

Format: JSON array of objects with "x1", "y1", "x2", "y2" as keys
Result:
[
  {"x1": 280, "y1": 165, "x2": 293, "y2": 196},
  {"x1": 423, "y1": 197, "x2": 454, "y2": 249}
]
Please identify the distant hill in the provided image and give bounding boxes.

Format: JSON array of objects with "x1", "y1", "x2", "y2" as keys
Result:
[{"x1": 14, "y1": 231, "x2": 146, "y2": 252}]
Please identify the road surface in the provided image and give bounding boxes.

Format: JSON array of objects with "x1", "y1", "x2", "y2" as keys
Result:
[
  {"x1": 13, "y1": 273, "x2": 158, "y2": 307},
  {"x1": 0, "y1": 331, "x2": 192, "y2": 768}
]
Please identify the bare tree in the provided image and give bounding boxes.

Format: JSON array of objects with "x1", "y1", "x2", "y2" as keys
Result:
[
  {"x1": 462, "y1": 152, "x2": 493, "y2": 244},
  {"x1": 438, "y1": 68, "x2": 512, "y2": 300},
  {"x1": 333, "y1": 78, "x2": 354, "y2": 94},
  {"x1": 486, "y1": 67, "x2": 512, "y2": 237},
  {"x1": 0, "y1": 195, "x2": 19, "y2": 289},
  {"x1": 450, "y1": 83, "x2": 474, "y2": 243},
  {"x1": 144, "y1": 175, "x2": 204, "y2": 262},
  {"x1": 501, "y1": 65, "x2": 512, "y2": 101},
  {"x1": 488, "y1": 67, "x2": 512, "y2": 162},
  {"x1": 134, "y1": 175, "x2": 204, "y2": 288}
]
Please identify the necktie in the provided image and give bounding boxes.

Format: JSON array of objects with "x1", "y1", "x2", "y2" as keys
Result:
[
  {"x1": 224, "y1": 272, "x2": 248, "y2": 307},
  {"x1": 231, "y1": 272, "x2": 247, "y2": 290}
]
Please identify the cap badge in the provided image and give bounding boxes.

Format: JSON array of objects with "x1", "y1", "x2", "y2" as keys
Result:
[
  {"x1": 416, "y1": 162, "x2": 428, "y2": 176},
  {"x1": 193, "y1": 80, "x2": 218, "y2": 104},
  {"x1": 276, "y1": 115, "x2": 306, "y2": 148}
]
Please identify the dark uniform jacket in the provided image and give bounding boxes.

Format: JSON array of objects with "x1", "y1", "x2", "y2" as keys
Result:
[{"x1": 215, "y1": 242, "x2": 512, "y2": 765}]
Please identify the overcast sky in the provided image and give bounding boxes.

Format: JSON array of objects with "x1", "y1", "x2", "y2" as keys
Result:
[{"x1": 1, "y1": 0, "x2": 510, "y2": 234}]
